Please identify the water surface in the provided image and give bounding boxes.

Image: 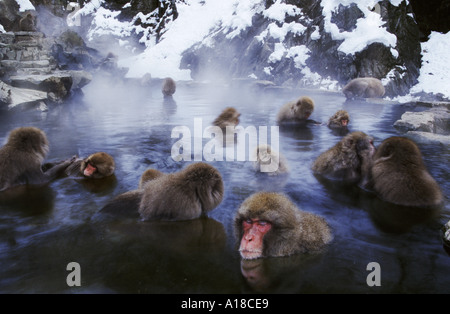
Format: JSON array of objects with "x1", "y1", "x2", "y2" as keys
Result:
[{"x1": 0, "y1": 77, "x2": 448, "y2": 293}]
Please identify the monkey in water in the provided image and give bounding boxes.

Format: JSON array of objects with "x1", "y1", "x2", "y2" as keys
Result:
[
  {"x1": 162, "y1": 77, "x2": 176, "y2": 97},
  {"x1": 252, "y1": 144, "x2": 289, "y2": 176},
  {"x1": 371, "y1": 136, "x2": 443, "y2": 207},
  {"x1": 64, "y1": 152, "x2": 115, "y2": 179},
  {"x1": 139, "y1": 162, "x2": 224, "y2": 221},
  {"x1": 342, "y1": 77, "x2": 385, "y2": 99},
  {"x1": 311, "y1": 131, "x2": 375, "y2": 187},
  {"x1": 212, "y1": 107, "x2": 241, "y2": 130},
  {"x1": 234, "y1": 192, "x2": 332, "y2": 259},
  {"x1": 0, "y1": 127, "x2": 74, "y2": 192},
  {"x1": 327, "y1": 110, "x2": 350, "y2": 129},
  {"x1": 276, "y1": 96, "x2": 320, "y2": 125},
  {"x1": 138, "y1": 168, "x2": 164, "y2": 189}
]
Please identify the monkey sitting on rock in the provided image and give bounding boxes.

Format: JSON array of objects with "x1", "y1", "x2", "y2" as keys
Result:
[
  {"x1": 234, "y1": 192, "x2": 332, "y2": 259},
  {"x1": 342, "y1": 77, "x2": 385, "y2": 100}
]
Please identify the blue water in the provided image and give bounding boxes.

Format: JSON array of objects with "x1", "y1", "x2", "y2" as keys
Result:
[{"x1": 0, "y1": 76, "x2": 448, "y2": 293}]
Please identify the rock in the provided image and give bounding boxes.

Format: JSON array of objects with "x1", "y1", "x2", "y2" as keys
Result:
[
  {"x1": 394, "y1": 108, "x2": 450, "y2": 134},
  {"x1": 68, "y1": 70, "x2": 92, "y2": 90},
  {"x1": 406, "y1": 131, "x2": 450, "y2": 145},
  {"x1": 0, "y1": 80, "x2": 47, "y2": 109},
  {"x1": 9, "y1": 72, "x2": 73, "y2": 100}
]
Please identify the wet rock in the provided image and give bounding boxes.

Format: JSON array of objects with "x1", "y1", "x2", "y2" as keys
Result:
[
  {"x1": 394, "y1": 108, "x2": 450, "y2": 134},
  {"x1": 9, "y1": 72, "x2": 73, "y2": 100},
  {"x1": 406, "y1": 131, "x2": 450, "y2": 146}
]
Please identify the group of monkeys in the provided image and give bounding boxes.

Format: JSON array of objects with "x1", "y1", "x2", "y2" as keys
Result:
[{"x1": 0, "y1": 76, "x2": 445, "y2": 260}]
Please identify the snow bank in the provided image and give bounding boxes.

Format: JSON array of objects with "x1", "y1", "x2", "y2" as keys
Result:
[
  {"x1": 409, "y1": 31, "x2": 450, "y2": 99},
  {"x1": 15, "y1": 0, "x2": 34, "y2": 12}
]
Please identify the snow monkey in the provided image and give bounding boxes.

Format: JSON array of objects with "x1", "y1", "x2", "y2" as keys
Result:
[
  {"x1": 252, "y1": 144, "x2": 289, "y2": 176},
  {"x1": 139, "y1": 162, "x2": 224, "y2": 221},
  {"x1": 311, "y1": 131, "x2": 376, "y2": 187},
  {"x1": 65, "y1": 152, "x2": 115, "y2": 179},
  {"x1": 161, "y1": 77, "x2": 176, "y2": 97},
  {"x1": 0, "y1": 127, "x2": 74, "y2": 191},
  {"x1": 212, "y1": 107, "x2": 241, "y2": 130},
  {"x1": 327, "y1": 110, "x2": 350, "y2": 129},
  {"x1": 371, "y1": 136, "x2": 443, "y2": 207},
  {"x1": 234, "y1": 192, "x2": 332, "y2": 259},
  {"x1": 342, "y1": 77, "x2": 385, "y2": 99},
  {"x1": 138, "y1": 168, "x2": 165, "y2": 189},
  {"x1": 19, "y1": 13, "x2": 36, "y2": 32},
  {"x1": 276, "y1": 96, "x2": 316, "y2": 124}
]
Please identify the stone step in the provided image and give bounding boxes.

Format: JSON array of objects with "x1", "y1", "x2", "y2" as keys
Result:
[{"x1": 1, "y1": 59, "x2": 51, "y2": 69}]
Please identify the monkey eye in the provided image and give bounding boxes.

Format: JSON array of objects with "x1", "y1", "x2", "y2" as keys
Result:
[{"x1": 257, "y1": 220, "x2": 269, "y2": 226}]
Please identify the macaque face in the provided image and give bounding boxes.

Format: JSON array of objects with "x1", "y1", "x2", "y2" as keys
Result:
[
  {"x1": 83, "y1": 163, "x2": 97, "y2": 177},
  {"x1": 340, "y1": 119, "x2": 348, "y2": 127},
  {"x1": 239, "y1": 218, "x2": 272, "y2": 259}
]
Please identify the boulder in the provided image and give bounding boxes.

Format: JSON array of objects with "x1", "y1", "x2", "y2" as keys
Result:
[
  {"x1": 394, "y1": 108, "x2": 450, "y2": 134},
  {"x1": 0, "y1": 80, "x2": 47, "y2": 109}
]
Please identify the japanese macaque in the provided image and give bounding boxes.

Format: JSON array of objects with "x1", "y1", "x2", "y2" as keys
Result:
[
  {"x1": 19, "y1": 13, "x2": 36, "y2": 32},
  {"x1": 234, "y1": 192, "x2": 332, "y2": 259},
  {"x1": 162, "y1": 77, "x2": 176, "y2": 97},
  {"x1": 65, "y1": 152, "x2": 115, "y2": 179},
  {"x1": 311, "y1": 131, "x2": 375, "y2": 186},
  {"x1": 371, "y1": 137, "x2": 443, "y2": 207},
  {"x1": 100, "y1": 168, "x2": 164, "y2": 219},
  {"x1": 139, "y1": 162, "x2": 224, "y2": 221},
  {"x1": 327, "y1": 110, "x2": 350, "y2": 129},
  {"x1": 212, "y1": 107, "x2": 241, "y2": 130},
  {"x1": 138, "y1": 168, "x2": 164, "y2": 189},
  {"x1": 252, "y1": 144, "x2": 289, "y2": 176},
  {"x1": 276, "y1": 96, "x2": 317, "y2": 124},
  {"x1": 0, "y1": 127, "x2": 74, "y2": 192},
  {"x1": 342, "y1": 77, "x2": 385, "y2": 99}
]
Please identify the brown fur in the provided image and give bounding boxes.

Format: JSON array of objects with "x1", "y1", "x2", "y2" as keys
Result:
[
  {"x1": 234, "y1": 192, "x2": 332, "y2": 258},
  {"x1": 342, "y1": 77, "x2": 385, "y2": 99},
  {"x1": 139, "y1": 162, "x2": 224, "y2": 221},
  {"x1": 161, "y1": 77, "x2": 176, "y2": 97},
  {"x1": 65, "y1": 152, "x2": 115, "y2": 179},
  {"x1": 371, "y1": 137, "x2": 443, "y2": 207},
  {"x1": 276, "y1": 96, "x2": 315, "y2": 123},
  {"x1": 311, "y1": 131, "x2": 375, "y2": 185},
  {"x1": 212, "y1": 107, "x2": 241, "y2": 129},
  {"x1": 19, "y1": 14, "x2": 36, "y2": 32},
  {"x1": 0, "y1": 127, "x2": 72, "y2": 191},
  {"x1": 139, "y1": 168, "x2": 165, "y2": 189},
  {"x1": 327, "y1": 110, "x2": 350, "y2": 129}
]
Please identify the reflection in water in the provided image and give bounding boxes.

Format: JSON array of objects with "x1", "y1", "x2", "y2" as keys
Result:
[{"x1": 0, "y1": 78, "x2": 449, "y2": 293}]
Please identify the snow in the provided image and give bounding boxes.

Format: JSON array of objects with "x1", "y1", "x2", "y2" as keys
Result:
[
  {"x1": 409, "y1": 31, "x2": 450, "y2": 98},
  {"x1": 0, "y1": 24, "x2": 5, "y2": 33},
  {"x1": 15, "y1": 0, "x2": 34, "y2": 12},
  {"x1": 321, "y1": 0, "x2": 398, "y2": 55}
]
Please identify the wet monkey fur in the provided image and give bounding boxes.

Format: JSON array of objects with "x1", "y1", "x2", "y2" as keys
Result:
[
  {"x1": 311, "y1": 131, "x2": 375, "y2": 186},
  {"x1": 276, "y1": 96, "x2": 315, "y2": 124},
  {"x1": 371, "y1": 136, "x2": 443, "y2": 207},
  {"x1": 161, "y1": 77, "x2": 176, "y2": 97},
  {"x1": 0, "y1": 127, "x2": 74, "y2": 191},
  {"x1": 212, "y1": 107, "x2": 241, "y2": 130},
  {"x1": 234, "y1": 192, "x2": 332, "y2": 259},
  {"x1": 65, "y1": 152, "x2": 115, "y2": 179}
]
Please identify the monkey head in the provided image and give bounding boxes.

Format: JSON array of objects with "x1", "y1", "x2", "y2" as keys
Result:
[
  {"x1": 296, "y1": 96, "x2": 314, "y2": 119},
  {"x1": 234, "y1": 192, "x2": 332, "y2": 259},
  {"x1": 328, "y1": 110, "x2": 349, "y2": 128},
  {"x1": 182, "y1": 162, "x2": 224, "y2": 213},
  {"x1": 139, "y1": 168, "x2": 165, "y2": 189},
  {"x1": 214, "y1": 107, "x2": 241, "y2": 128},
  {"x1": 81, "y1": 152, "x2": 115, "y2": 179},
  {"x1": 7, "y1": 127, "x2": 49, "y2": 162}
]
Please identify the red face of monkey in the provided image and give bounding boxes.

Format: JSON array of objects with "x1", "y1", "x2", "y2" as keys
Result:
[
  {"x1": 83, "y1": 163, "x2": 97, "y2": 177},
  {"x1": 341, "y1": 119, "x2": 348, "y2": 127},
  {"x1": 239, "y1": 218, "x2": 272, "y2": 259}
]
